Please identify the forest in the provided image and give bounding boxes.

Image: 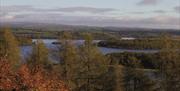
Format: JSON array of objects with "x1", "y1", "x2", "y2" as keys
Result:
[
  {"x1": 0, "y1": 28, "x2": 180, "y2": 91},
  {"x1": 98, "y1": 37, "x2": 180, "y2": 49}
]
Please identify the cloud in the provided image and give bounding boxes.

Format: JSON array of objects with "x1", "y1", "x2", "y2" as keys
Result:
[
  {"x1": 54, "y1": 7, "x2": 117, "y2": 13},
  {"x1": 0, "y1": 5, "x2": 116, "y2": 14},
  {"x1": 0, "y1": 12, "x2": 8, "y2": 17},
  {"x1": 0, "y1": 12, "x2": 15, "y2": 20},
  {"x1": 131, "y1": 10, "x2": 166, "y2": 14},
  {"x1": 174, "y1": 6, "x2": 180, "y2": 13},
  {"x1": 137, "y1": 0, "x2": 161, "y2": 6},
  {"x1": 1, "y1": 5, "x2": 179, "y2": 29},
  {"x1": 0, "y1": 5, "x2": 35, "y2": 13},
  {"x1": 1, "y1": 12, "x2": 179, "y2": 29},
  {"x1": 0, "y1": 15, "x2": 15, "y2": 20},
  {"x1": 131, "y1": 11, "x2": 145, "y2": 14},
  {"x1": 153, "y1": 10, "x2": 166, "y2": 13}
]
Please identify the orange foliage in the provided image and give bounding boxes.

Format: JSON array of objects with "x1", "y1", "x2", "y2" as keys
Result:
[
  {"x1": 0, "y1": 58, "x2": 18, "y2": 90},
  {"x1": 0, "y1": 58, "x2": 69, "y2": 91},
  {"x1": 18, "y1": 65, "x2": 69, "y2": 91}
]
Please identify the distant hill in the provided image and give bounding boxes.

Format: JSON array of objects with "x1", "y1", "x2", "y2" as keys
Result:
[
  {"x1": 1, "y1": 22, "x2": 179, "y2": 32},
  {"x1": 0, "y1": 22, "x2": 103, "y2": 31}
]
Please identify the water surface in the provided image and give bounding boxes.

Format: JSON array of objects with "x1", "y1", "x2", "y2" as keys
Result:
[{"x1": 21, "y1": 39, "x2": 158, "y2": 60}]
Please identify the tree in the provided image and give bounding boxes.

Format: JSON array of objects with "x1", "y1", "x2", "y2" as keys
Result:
[
  {"x1": 18, "y1": 64, "x2": 69, "y2": 91},
  {"x1": 157, "y1": 34, "x2": 180, "y2": 91},
  {"x1": 0, "y1": 28, "x2": 20, "y2": 68},
  {"x1": 122, "y1": 56, "x2": 157, "y2": 91},
  {"x1": 28, "y1": 40, "x2": 51, "y2": 72},
  {"x1": 0, "y1": 58, "x2": 69, "y2": 91},
  {"x1": 77, "y1": 33, "x2": 108, "y2": 91},
  {"x1": 0, "y1": 58, "x2": 18, "y2": 90},
  {"x1": 57, "y1": 32, "x2": 81, "y2": 90}
]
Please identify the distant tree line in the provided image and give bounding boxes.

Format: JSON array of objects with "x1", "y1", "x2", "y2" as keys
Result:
[{"x1": 98, "y1": 36, "x2": 180, "y2": 49}]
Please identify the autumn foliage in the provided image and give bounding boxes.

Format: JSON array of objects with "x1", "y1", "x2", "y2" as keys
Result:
[
  {"x1": 0, "y1": 58, "x2": 18, "y2": 90},
  {"x1": 0, "y1": 58, "x2": 69, "y2": 91}
]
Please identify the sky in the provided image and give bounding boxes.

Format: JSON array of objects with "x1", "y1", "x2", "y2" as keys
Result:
[{"x1": 0, "y1": 0, "x2": 180, "y2": 29}]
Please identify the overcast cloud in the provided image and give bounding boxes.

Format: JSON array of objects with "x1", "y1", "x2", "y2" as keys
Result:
[
  {"x1": 0, "y1": 5, "x2": 117, "y2": 14},
  {"x1": 0, "y1": 1, "x2": 180, "y2": 29},
  {"x1": 137, "y1": 0, "x2": 162, "y2": 5},
  {"x1": 174, "y1": 6, "x2": 180, "y2": 13}
]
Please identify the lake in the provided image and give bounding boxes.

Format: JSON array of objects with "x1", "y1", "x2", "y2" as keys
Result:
[{"x1": 20, "y1": 39, "x2": 158, "y2": 60}]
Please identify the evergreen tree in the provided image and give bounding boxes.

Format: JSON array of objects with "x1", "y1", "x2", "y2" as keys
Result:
[
  {"x1": 28, "y1": 40, "x2": 51, "y2": 72},
  {"x1": 157, "y1": 34, "x2": 180, "y2": 91},
  {"x1": 122, "y1": 57, "x2": 140, "y2": 91},
  {"x1": 101, "y1": 66, "x2": 117, "y2": 91},
  {"x1": 0, "y1": 28, "x2": 20, "y2": 68},
  {"x1": 57, "y1": 32, "x2": 81, "y2": 90},
  {"x1": 122, "y1": 56, "x2": 156, "y2": 91},
  {"x1": 77, "y1": 33, "x2": 108, "y2": 91}
]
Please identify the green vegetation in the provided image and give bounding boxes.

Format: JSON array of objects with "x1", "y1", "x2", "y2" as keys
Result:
[
  {"x1": 17, "y1": 37, "x2": 33, "y2": 46},
  {"x1": 0, "y1": 28, "x2": 180, "y2": 91},
  {"x1": 28, "y1": 40, "x2": 52, "y2": 71},
  {"x1": 57, "y1": 32, "x2": 81, "y2": 90},
  {"x1": 56, "y1": 33, "x2": 109, "y2": 90},
  {"x1": 98, "y1": 36, "x2": 180, "y2": 49},
  {"x1": 12, "y1": 28, "x2": 121, "y2": 40},
  {"x1": 0, "y1": 28, "x2": 20, "y2": 68},
  {"x1": 3, "y1": 24, "x2": 180, "y2": 40},
  {"x1": 108, "y1": 52, "x2": 158, "y2": 69}
]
